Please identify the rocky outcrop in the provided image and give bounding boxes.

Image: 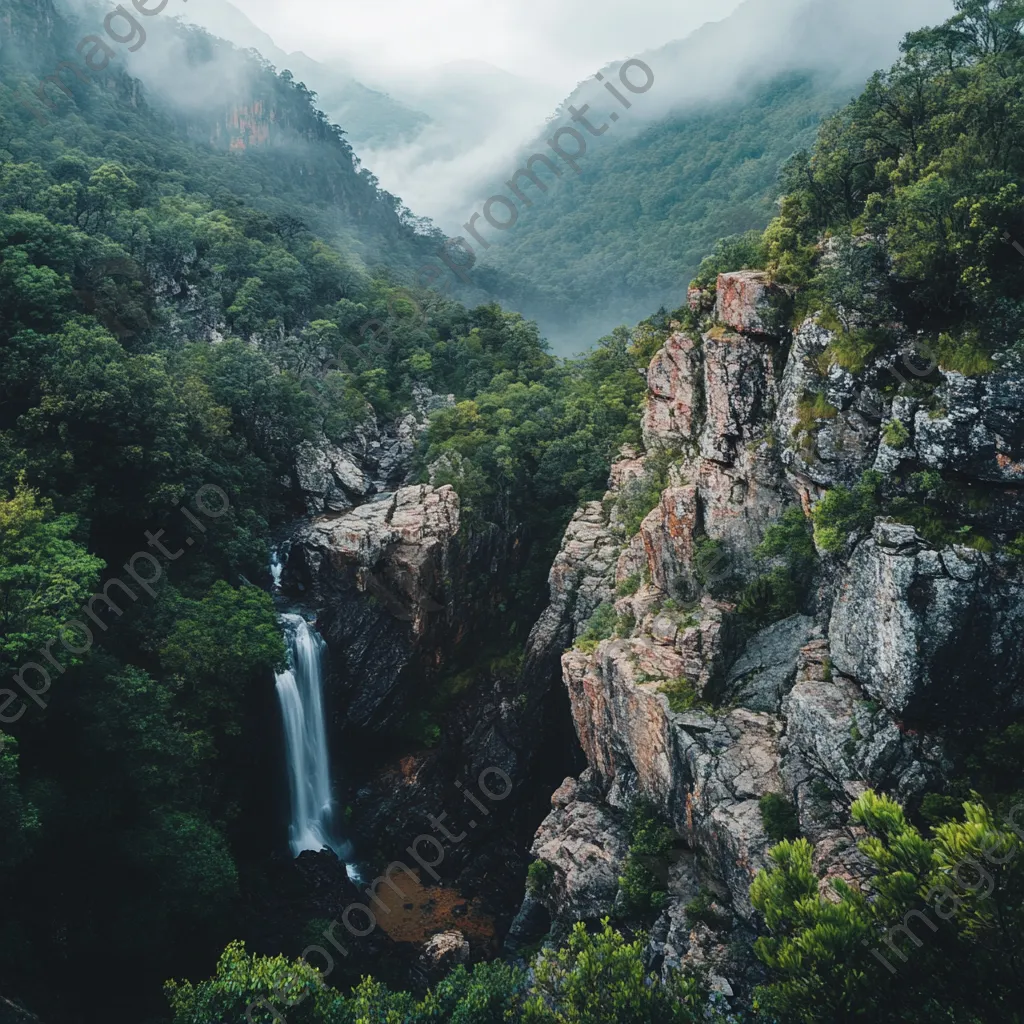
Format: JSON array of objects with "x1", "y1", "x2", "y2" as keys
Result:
[
  {"x1": 829, "y1": 520, "x2": 1024, "y2": 723},
  {"x1": 287, "y1": 485, "x2": 461, "y2": 731},
  {"x1": 716, "y1": 271, "x2": 791, "y2": 337},
  {"x1": 912, "y1": 370, "x2": 1024, "y2": 482},
  {"x1": 777, "y1": 320, "x2": 883, "y2": 489},
  {"x1": 643, "y1": 332, "x2": 700, "y2": 451},
  {"x1": 293, "y1": 386, "x2": 455, "y2": 513},
  {"x1": 295, "y1": 439, "x2": 371, "y2": 514},
  {"x1": 519, "y1": 275, "x2": 1024, "y2": 1003},
  {"x1": 529, "y1": 773, "x2": 630, "y2": 925}
]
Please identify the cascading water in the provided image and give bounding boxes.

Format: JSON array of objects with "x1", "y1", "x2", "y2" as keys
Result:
[{"x1": 275, "y1": 612, "x2": 347, "y2": 860}]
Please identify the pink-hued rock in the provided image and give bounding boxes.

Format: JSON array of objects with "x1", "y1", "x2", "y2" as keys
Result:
[
  {"x1": 688, "y1": 284, "x2": 714, "y2": 313},
  {"x1": 561, "y1": 637, "x2": 785, "y2": 919},
  {"x1": 640, "y1": 486, "x2": 699, "y2": 593},
  {"x1": 716, "y1": 271, "x2": 786, "y2": 336},
  {"x1": 643, "y1": 332, "x2": 701, "y2": 450},
  {"x1": 700, "y1": 328, "x2": 777, "y2": 465}
]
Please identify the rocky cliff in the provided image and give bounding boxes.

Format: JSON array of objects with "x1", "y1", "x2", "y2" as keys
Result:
[
  {"x1": 512, "y1": 271, "x2": 1024, "y2": 997},
  {"x1": 275, "y1": 396, "x2": 579, "y2": 954}
]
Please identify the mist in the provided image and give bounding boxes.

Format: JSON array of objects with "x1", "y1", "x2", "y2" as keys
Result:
[{"x1": 199, "y1": 0, "x2": 954, "y2": 234}]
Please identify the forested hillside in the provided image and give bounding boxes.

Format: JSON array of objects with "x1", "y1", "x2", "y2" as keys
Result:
[
  {"x1": 480, "y1": 70, "x2": 850, "y2": 346},
  {"x1": 474, "y1": 0, "x2": 953, "y2": 349}
]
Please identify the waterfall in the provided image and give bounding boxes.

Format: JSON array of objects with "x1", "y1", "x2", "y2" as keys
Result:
[
  {"x1": 270, "y1": 548, "x2": 284, "y2": 592},
  {"x1": 275, "y1": 612, "x2": 345, "y2": 860}
]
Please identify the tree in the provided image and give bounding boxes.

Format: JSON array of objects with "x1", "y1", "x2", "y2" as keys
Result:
[
  {"x1": 750, "y1": 790, "x2": 1024, "y2": 1023},
  {"x1": 160, "y1": 581, "x2": 285, "y2": 735},
  {"x1": 522, "y1": 919, "x2": 718, "y2": 1024},
  {"x1": 0, "y1": 481, "x2": 104, "y2": 673}
]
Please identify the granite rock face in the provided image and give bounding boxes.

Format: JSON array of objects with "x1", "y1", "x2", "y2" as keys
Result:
[
  {"x1": 643, "y1": 332, "x2": 700, "y2": 451},
  {"x1": 913, "y1": 370, "x2": 1024, "y2": 482},
  {"x1": 530, "y1": 773, "x2": 631, "y2": 926},
  {"x1": 288, "y1": 485, "x2": 461, "y2": 731},
  {"x1": 293, "y1": 386, "x2": 455, "y2": 513},
  {"x1": 716, "y1": 271, "x2": 790, "y2": 336},
  {"x1": 519, "y1": 282, "x2": 1024, "y2": 1001},
  {"x1": 829, "y1": 520, "x2": 1024, "y2": 723}
]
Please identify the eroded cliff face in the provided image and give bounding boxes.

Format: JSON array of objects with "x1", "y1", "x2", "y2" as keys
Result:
[
  {"x1": 276, "y1": 398, "x2": 578, "y2": 957},
  {"x1": 517, "y1": 272, "x2": 1024, "y2": 995}
]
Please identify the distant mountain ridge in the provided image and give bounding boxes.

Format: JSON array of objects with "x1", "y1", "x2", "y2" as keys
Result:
[
  {"x1": 472, "y1": 0, "x2": 954, "y2": 350},
  {"x1": 177, "y1": 0, "x2": 431, "y2": 148}
]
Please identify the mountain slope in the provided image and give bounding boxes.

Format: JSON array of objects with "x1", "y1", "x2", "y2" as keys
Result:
[
  {"x1": 475, "y1": 0, "x2": 954, "y2": 350},
  {"x1": 177, "y1": 0, "x2": 431, "y2": 148}
]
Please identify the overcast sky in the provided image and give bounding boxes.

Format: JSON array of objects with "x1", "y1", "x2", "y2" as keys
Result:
[{"x1": 223, "y1": 0, "x2": 748, "y2": 86}]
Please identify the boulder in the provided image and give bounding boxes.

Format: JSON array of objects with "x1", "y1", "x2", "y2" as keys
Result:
[
  {"x1": 829, "y1": 520, "x2": 1024, "y2": 722},
  {"x1": 530, "y1": 781, "x2": 630, "y2": 926},
  {"x1": 716, "y1": 271, "x2": 789, "y2": 337}
]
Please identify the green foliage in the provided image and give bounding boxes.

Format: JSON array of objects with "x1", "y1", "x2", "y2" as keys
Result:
[
  {"x1": 523, "y1": 919, "x2": 718, "y2": 1023},
  {"x1": 759, "y1": 792, "x2": 801, "y2": 844},
  {"x1": 792, "y1": 392, "x2": 838, "y2": 452},
  {"x1": 161, "y1": 582, "x2": 286, "y2": 735},
  {"x1": 882, "y1": 419, "x2": 911, "y2": 448},
  {"x1": 576, "y1": 602, "x2": 619, "y2": 654},
  {"x1": 739, "y1": 507, "x2": 817, "y2": 627},
  {"x1": 616, "y1": 573, "x2": 643, "y2": 597},
  {"x1": 751, "y1": 787, "x2": 1024, "y2": 1023},
  {"x1": 659, "y1": 676, "x2": 706, "y2": 714},
  {"x1": 693, "y1": 537, "x2": 732, "y2": 596},
  {"x1": 812, "y1": 472, "x2": 883, "y2": 553},
  {"x1": 936, "y1": 330, "x2": 997, "y2": 375},
  {"x1": 527, "y1": 859, "x2": 555, "y2": 895},
  {"x1": 0, "y1": 481, "x2": 104, "y2": 672},
  {"x1": 759, "y1": 0, "x2": 1024, "y2": 367},
  {"x1": 692, "y1": 231, "x2": 769, "y2": 291},
  {"x1": 169, "y1": 923, "x2": 724, "y2": 1024},
  {"x1": 617, "y1": 801, "x2": 677, "y2": 919},
  {"x1": 615, "y1": 451, "x2": 675, "y2": 538},
  {"x1": 166, "y1": 940, "x2": 344, "y2": 1024},
  {"x1": 478, "y1": 71, "x2": 851, "y2": 341}
]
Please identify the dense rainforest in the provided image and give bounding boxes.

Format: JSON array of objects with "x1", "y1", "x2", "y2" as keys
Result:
[
  {"x1": 478, "y1": 70, "x2": 852, "y2": 344},
  {"x1": 0, "y1": 0, "x2": 1023, "y2": 1022}
]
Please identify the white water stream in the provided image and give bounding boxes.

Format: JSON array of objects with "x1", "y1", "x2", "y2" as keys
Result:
[{"x1": 275, "y1": 612, "x2": 345, "y2": 858}]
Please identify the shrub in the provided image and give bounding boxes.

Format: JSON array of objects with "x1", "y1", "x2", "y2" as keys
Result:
[
  {"x1": 527, "y1": 859, "x2": 554, "y2": 895},
  {"x1": 617, "y1": 801, "x2": 677, "y2": 920},
  {"x1": 616, "y1": 452, "x2": 674, "y2": 537},
  {"x1": 691, "y1": 230, "x2": 768, "y2": 291},
  {"x1": 526, "y1": 919, "x2": 721, "y2": 1023},
  {"x1": 659, "y1": 676, "x2": 705, "y2": 713},
  {"x1": 792, "y1": 391, "x2": 839, "y2": 453},
  {"x1": 882, "y1": 418, "x2": 911, "y2": 448},
  {"x1": 738, "y1": 569, "x2": 803, "y2": 627},
  {"x1": 615, "y1": 611, "x2": 636, "y2": 638},
  {"x1": 937, "y1": 330, "x2": 995, "y2": 376},
  {"x1": 576, "y1": 602, "x2": 618, "y2": 653},
  {"x1": 740, "y1": 507, "x2": 818, "y2": 627},
  {"x1": 693, "y1": 537, "x2": 731, "y2": 596},
  {"x1": 812, "y1": 471, "x2": 883, "y2": 553},
  {"x1": 759, "y1": 793, "x2": 801, "y2": 844},
  {"x1": 616, "y1": 573, "x2": 642, "y2": 597},
  {"x1": 816, "y1": 323, "x2": 887, "y2": 374}
]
